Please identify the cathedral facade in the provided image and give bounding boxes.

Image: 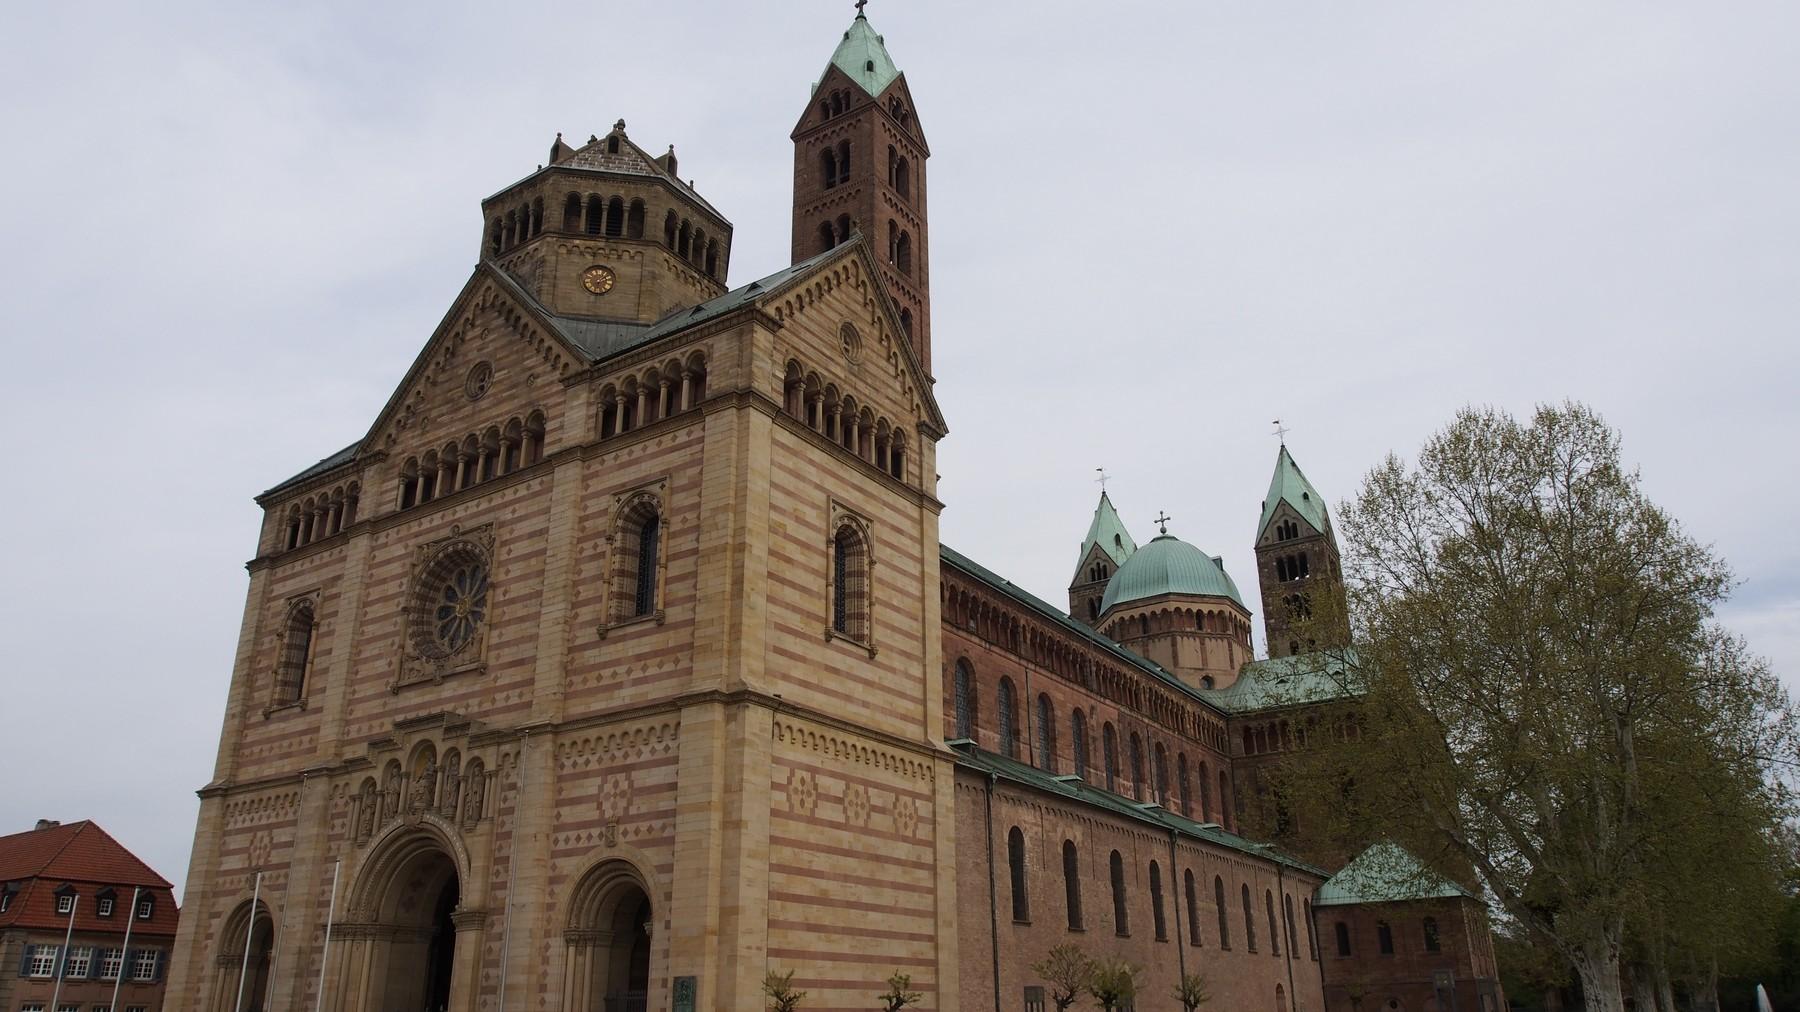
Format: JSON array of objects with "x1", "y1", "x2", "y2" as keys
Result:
[{"x1": 168, "y1": 12, "x2": 1498, "y2": 1012}]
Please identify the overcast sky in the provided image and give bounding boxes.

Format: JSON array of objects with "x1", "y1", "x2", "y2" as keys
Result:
[{"x1": 2, "y1": 1, "x2": 1795, "y2": 896}]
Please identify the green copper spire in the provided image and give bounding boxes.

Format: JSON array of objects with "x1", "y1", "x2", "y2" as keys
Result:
[
  {"x1": 1078, "y1": 491, "x2": 1138, "y2": 568},
  {"x1": 820, "y1": 11, "x2": 902, "y2": 97},
  {"x1": 1257, "y1": 444, "x2": 1330, "y2": 540}
]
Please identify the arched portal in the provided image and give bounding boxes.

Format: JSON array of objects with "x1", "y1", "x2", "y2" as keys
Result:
[
  {"x1": 209, "y1": 900, "x2": 274, "y2": 1012},
  {"x1": 338, "y1": 827, "x2": 472, "y2": 1012},
  {"x1": 563, "y1": 860, "x2": 655, "y2": 1012}
]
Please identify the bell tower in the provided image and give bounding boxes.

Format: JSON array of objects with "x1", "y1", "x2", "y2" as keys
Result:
[
  {"x1": 791, "y1": 9, "x2": 934, "y2": 375},
  {"x1": 1254, "y1": 444, "x2": 1348, "y2": 657}
]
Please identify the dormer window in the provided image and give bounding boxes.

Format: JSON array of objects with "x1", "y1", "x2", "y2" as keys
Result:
[
  {"x1": 0, "y1": 884, "x2": 15, "y2": 913},
  {"x1": 56, "y1": 892, "x2": 75, "y2": 915},
  {"x1": 97, "y1": 896, "x2": 115, "y2": 917},
  {"x1": 137, "y1": 897, "x2": 154, "y2": 920}
]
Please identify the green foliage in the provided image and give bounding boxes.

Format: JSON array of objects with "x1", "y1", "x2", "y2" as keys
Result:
[
  {"x1": 1031, "y1": 943, "x2": 1092, "y2": 1012},
  {"x1": 878, "y1": 971, "x2": 923, "y2": 1012},
  {"x1": 763, "y1": 969, "x2": 805, "y2": 1012},
  {"x1": 1085, "y1": 956, "x2": 1139, "y2": 1012},
  {"x1": 1171, "y1": 971, "x2": 1212, "y2": 1011}
]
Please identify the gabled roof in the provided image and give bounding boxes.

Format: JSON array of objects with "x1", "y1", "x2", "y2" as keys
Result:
[
  {"x1": 1078, "y1": 491, "x2": 1137, "y2": 569},
  {"x1": 1201, "y1": 649, "x2": 1359, "y2": 714},
  {"x1": 819, "y1": 13, "x2": 902, "y2": 98},
  {"x1": 1315, "y1": 842, "x2": 1475, "y2": 907},
  {"x1": 0, "y1": 821, "x2": 170, "y2": 888},
  {"x1": 266, "y1": 239, "x2": 935, "y2": 495},
  {"x1": 956, "y1": 746, "x2": 1326, "y2": 879},
  {"x1": 941, "y1": 545, "x2": 1227, "y2": 717},
  {"x1": 526, "y1": 123, "x2": 728, "y2": 224},
  {"x1": 1258, "y1": 444, "x2": 1330, "y2": 540}
]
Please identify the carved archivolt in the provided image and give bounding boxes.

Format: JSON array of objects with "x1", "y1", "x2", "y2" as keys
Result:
[{"x1": 771, "y1": 719, "x2": 934, "y2": 783}]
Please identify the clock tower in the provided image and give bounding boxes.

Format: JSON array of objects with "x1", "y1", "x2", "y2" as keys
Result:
[{"x1": 791, "y1": 10, "x2": 934, "y2": 375}]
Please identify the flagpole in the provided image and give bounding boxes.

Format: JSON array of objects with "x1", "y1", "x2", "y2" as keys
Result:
[
  {"x1": 313, "y1": 860, "x2": 340, "y2": 1012},
  {"x1": 262, "y1": 904, "x2": 283, "y2": 1012},
  {"x1": 233, "y1": 872, "x2": 262, "y2": 1012},
  {"x1": 47, "y1": 891, "x2": 78, "y2": 1012},
  {"x1": 108, "y1": 886, "x2": 140, "y2": 1012},
  {"x1": 496, "y1": 734, "x2": 528, "y2": 1012}
]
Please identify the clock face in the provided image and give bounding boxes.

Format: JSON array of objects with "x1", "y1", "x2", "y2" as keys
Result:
[{"x1": 581, "y1": 265, "x2": 616, "y2": 295}]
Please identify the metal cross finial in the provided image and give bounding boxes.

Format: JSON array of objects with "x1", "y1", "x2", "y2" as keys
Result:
[
  {"x1": 1154, "y1": 511, "x2": 1172, "y2": 535},
  {"x1": 1095, "y1": 467, "x2": 1110, "y2": 493},
  {"x1": 1272, "y1": 419, "x2": 1290, "y2": 445},
  {"x1": 855, "y1": 0, "x2": 868, "y2": 14}
]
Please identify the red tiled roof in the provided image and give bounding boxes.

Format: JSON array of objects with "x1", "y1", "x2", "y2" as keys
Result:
[
  {"x1": 0, "y1": 821, "x2": 171, "y2": 888},
  {"x1": 0, "y1": 821, "x2": 179, "y2": 937}
]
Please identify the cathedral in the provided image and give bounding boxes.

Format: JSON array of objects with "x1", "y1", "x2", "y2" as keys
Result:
[{"x1": 168, "y1": 11, "x2": 1504, "y2": 1012}]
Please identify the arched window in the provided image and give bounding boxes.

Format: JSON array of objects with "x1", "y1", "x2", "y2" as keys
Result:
[
  {"x1": 604, "y1": 197, "x2": 624, "y2": 237},
  {"x1": 997, "y1": 677, "x2": 1018, "y2": 758},
  {"x1": 1109, "y1": 850, "x2": 1129, "y2": 936},
  {"x1": 1285, "y1": 893, "x2": 1299, "y2": 952},
  {"x1": 896, "y1": 155, "x2": 911, "y2": 199},
  {"x1": 606, "y1": 134, "x2": 620, "y2": 154},
  {"x1": 836, "y1": 140, "x2": 851, "y2": 185},
  {"x1": 530, "y1": 197, "x2": 543, "y2": 236},
  {"x1": 613, "y1": 496, "x2": 661, "y2": 623},
  {"x1": 1242, "y1": 884, "x2": 1257, "y2": 952},
  {"x1": 1219, "y1": 771, "x2": 1231, "y2": 828},
  {"x1": 895, "y1": 230, "x2": 913, "y2": 275},
  {"x1": 1423, "y1": 917, "x2": 1440, "y2": 953},
  {"x1": 1177, "y1": 753, "x2": 1191, "y2": 816},
  {"x1": 1102, "y1": 723, "x2": 1119, "y2": 791},
  {"x1": 953, "y1": 661, "x2": 974, "y2": 740},
  {"x1": 1149, "y1": 861, "x2": 1168, "y2": 941},
  {"x1": 1377, "y1": 920, "x2": 1394, "y2": 955},
  {"x1": 1128, "y1": 732, "x2": 1145, "y2": 800},
  {"x1": 677, "y1": 220, "x2": 692, "y2": 259},
  {"x1": 1184, "y1": 870, "x2": 1201, "y2": 947},
  {"x1": 898, "y1": 307, "x2": 913, "y2": 338},
  {"x1": 1215, "y1": 877, "x2": 1230, "y2": 949},
  {"x1": 1266, "y1": 890, "x2": 1281, "y2": 955},
  {"x1": 1335, "y1": 921, "x2": 1351, "y2": 956},
  {"x1": 1071, "y1": 710, "x2": 1088, "y2": 780},
  {"x1": 1035, "y1": 694, "x2": 1056, "y2": 771},
  {"x1": 1008, "y1": 827, "x2": 1030, "y2": 922},
  {"x1": 1153, "y1": 743, "x2": 1169, "y2": 805},
  {"x1": 562, "y1": 193, "x2": 581, "y2": 231},
  {"x1": 820, "y1": 221, "x2": 837, "y2": 253},
  {"x1": 627, "y1": 199, "x2": 646, "y2": 239},
  {"x1": 275, "y1": 601, "x2": 314, "y2": 704},
  {"x1": 488, "y1": 219, "x2": 502, "y2": 256},
  {"x1": 586, "y1": 195, "x2": 604, "y2": 235},
  {"x1": 705, "y1": 240, "x2": 719, "y2": 280},
  {"x1": 1277, "y1": 983, "x2": 1288, "y2": 1012},
  {"x1": 1304, "y1": 901, "x2": 1317, "y2": 959},
  {"x1": 664, "y1": 210, "x2": 678, "y2": 248},
  {"x1": 821, "y1": 147, "x2": 839, "y2": 190},
  {"x1": 1062, "y1": 840, "x2": 1083, "y2": 930},
  {"x1": 831, "y1": 521, "x2": 869, "y2": 642},
  {"x1": 1199, "y1": 762, "x2": 1212, "y2": 821}
]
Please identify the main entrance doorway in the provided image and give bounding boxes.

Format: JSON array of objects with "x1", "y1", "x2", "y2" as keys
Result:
[{"x1": 363, "y1": 837, "x2": 462, "y2": 1012}]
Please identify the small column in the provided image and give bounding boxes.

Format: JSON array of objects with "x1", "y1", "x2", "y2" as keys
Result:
[
  {"x1": 328, "y1": 501, "x2": 343, "y2": 536},
  {"x1": 659, "y1": 379, "x2": 673, "y2": 418},
  {"x1": 453, "y1": 453, "x2": 469, "y2": 490},
  {"x1": 848, "y1": 417, "x2": 861, "y2": 456},
  {"x1": 447, "y1": 909, "x2": 488, "y2": 1012},
  {"x1": 636, "y1": 386, "x2": 650, "y2": 426},
  {"x1": 807, "y1": 393, "x2": 823, "y2": 432},
  {"x1": 437, "y1": 458, "x2": 453, "y2": 496},
  {"x1": 617, "y1": 393, "x2": 632, "y2": 433},
  {"x1": 681, "y1": 371, "x2": 695, "y2": 411}
]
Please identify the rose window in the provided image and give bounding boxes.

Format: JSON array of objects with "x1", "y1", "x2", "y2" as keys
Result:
[{"x1": 434, "y1": 561, "x2": 488, "y2": 653}]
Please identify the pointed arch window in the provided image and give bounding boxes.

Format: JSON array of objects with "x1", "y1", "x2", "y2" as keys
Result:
[
  {"x1": 1008, "y1": 827, "x2": 1030, "y2": 923},
  {"x1": 1062, "y1": 840, "x2": 1083, "y2": 930},
  {"x1": 953, "y1": 661, "x2": 975, "y2": 740}
]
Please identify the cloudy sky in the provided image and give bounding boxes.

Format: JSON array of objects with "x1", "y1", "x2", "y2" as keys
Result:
[{"x1": 2, "y1": 1, "x2": 1795, "y2": 895}]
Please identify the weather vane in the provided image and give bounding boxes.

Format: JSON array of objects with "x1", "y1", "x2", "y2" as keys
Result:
[
  {"x1": 1095, "y1": 467, "x2": 1110, "y2": 493},
  {"x1": 1154, "y1": 511, "x2": 1171, "y2": 535},
  {"x1": 1272, "y1": 418, "x2": 1290, "y2": 445}
]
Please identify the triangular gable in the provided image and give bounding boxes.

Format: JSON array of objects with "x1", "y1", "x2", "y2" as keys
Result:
[
  {"x1": 874, "y1": 74, "x2": 930, "y2": 155},
  {"x1": 361, "y1": 262, "x2": 592, "y2": 458},
  {"x1": 1257, "y1": 445, "x2": 1330, "y2": 540},
  {"x1": 792, "y1": 65, "x2": 931, "y2": 157},
  {"x1": 754, "y1": 235, "x2": 946, "y2": 436},
  {"x1": 554, "y1": 131, "x2": 728, "y2": 226},
  {"x1": 1078, "y1": 491, "x2": 1136, "y2": 569}
]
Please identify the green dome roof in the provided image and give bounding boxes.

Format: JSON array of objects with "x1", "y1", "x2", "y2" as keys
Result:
[{"x1": 1100, "y1": 535, "x2": 1245, "y2": 612}]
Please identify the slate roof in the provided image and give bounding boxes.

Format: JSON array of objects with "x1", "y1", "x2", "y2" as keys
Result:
[
  {"x1": 1078, "y1": 491, "x2": 1137, "y2": 569},
  {"x1": 1258, "y1": 444, "x2": 1331, "y2": 540},
  {"x1": 941, "y1": 545, "x2": 1228, "y2": 717},
  {"x1": 1315, "y1": 842, "x2": 1474, "y2": 907},
  {"x1": 1201, "y1": 650, "x2": 1360, "y2": 714},
  {"x1": 1100, "y1": 534, "x2": 1246, "y2": 612},
  {"x1": 956, "y1": 746, "x2": 1326, "y2": 879},
  {"x1": 821, "y1": 13, "x2": 903, "y2": 97}
]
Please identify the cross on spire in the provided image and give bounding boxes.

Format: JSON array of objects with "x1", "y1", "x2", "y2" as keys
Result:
[
  {"x1": 1154, "y1": 511, "x2": 1171, "y2": 535},
  {"x1": 854, "y1": 0, "x2": 868, "y2": 15},
  {"x1": 1095, "y1": 467, "x2": 1110, "y2": 494},
  {"x1": 1272, "y1": 418, "x2": 1290, "y2": 445}
]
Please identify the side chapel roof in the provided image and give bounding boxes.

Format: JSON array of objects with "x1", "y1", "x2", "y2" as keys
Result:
[{"x1": 1314, "y1": 842, "x2": 1476, "y2": 907}]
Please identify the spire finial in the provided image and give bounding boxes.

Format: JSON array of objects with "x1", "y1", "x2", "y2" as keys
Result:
[
  {"x1": 1095, "y1": 467, "x2": 1111, "y2": 494},
  {"x1": 854, "y1": 0, "x2": 868, "y2": 16},
  {"x1": 1155, "y1": 511, "x2": 1172, "y2": 535},
  {"x1": 1272, "y1": 418, "x2": 1290, "y2": 446}
]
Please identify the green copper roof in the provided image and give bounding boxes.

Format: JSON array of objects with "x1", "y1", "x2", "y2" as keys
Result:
[
  {"x1": 1315, "y1": 843, "x2": 1475, "y2": 907},
  {"x1": 1257, "y1": 444, "x2": 1330, "y2": 540},
  {"x1": 1202, "y1": 650, "x2": 1359, "y2": 714},
  {"x1": 1078, "y1": 492, "x2": 1137, "y2": 569},
  {"x1": 820, "y1": 13, "x2": 901, "y2": 97},
  {"x1": 1099, "y1": 534, "x2": 1245, "y2": 612}
]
